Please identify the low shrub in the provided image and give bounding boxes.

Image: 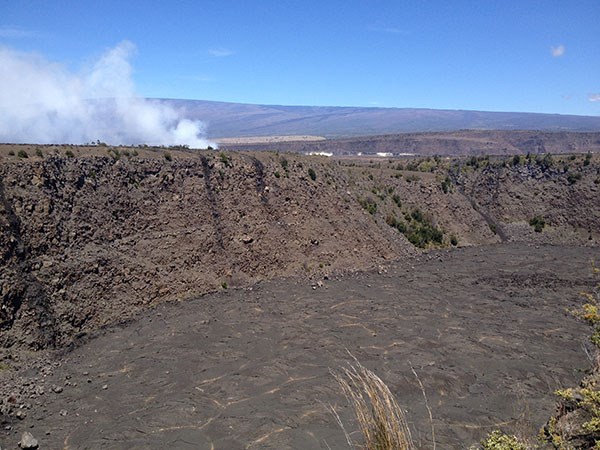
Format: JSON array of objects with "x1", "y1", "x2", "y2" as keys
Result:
[
  {"x1": 219, "y1": 152, "x2": 232, "y2": 168},
  {"x1": 529, "y1": 216, "x2": 545, "y2": 233},
  {"x1": 359, "y1": 197, "x2": 378, "y2": 215},
  {"x1": 479, "y1": 430, "x2": 526, "y2": 450},
  {"x1": 567, "y1": 172, "x2": 582, "y2": 185}
]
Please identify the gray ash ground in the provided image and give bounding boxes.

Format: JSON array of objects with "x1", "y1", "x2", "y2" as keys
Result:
[{"x1": 1, "y1": 243, "x2": 597, "y2": 449}]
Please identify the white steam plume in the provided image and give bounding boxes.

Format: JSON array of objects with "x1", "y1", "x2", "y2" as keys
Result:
[{"x1": 0, "y1": 41, "x2": 214, "y2": 148}]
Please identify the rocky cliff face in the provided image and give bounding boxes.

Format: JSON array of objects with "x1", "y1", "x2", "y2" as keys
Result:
[
  {"x1": 0, "y1": 151, "x2": 415, "y2": 351},
  {"x1": 454, "y1": 154, "x2": 600, "y2": 243},
  {"x1": 0, "y1": 148, "x2": 598, "y2": 354}
]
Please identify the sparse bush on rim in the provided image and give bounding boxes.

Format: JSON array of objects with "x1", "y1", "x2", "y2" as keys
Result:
[{"x1": 529, "y1": 216, "x2": 545, "y2": 233}]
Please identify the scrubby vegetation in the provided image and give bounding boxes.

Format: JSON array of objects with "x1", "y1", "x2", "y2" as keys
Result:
[
  {"x1": 478, "y1": 430, "x2": 527, "y2": 450},
  {"x1": 219, "y1": 152, "x2": 233, "y2": 168},
  {"x1": 529, "y1": 216, "x2": 546, "y2": 233},
  {"x1": 359, "y1": 196, "x2": 378, "y2": 215},
  {"x1": 542, "y1": 262, "x2": 600, "y2": 448},
  {"x1": 385, "y1": 207, "x2": 444, "y2": 248}
]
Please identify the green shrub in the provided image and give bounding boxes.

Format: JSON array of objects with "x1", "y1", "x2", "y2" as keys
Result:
[
  {"x1": 219, "y1": 152, "x2": 232, "y2": 168},
  {"x1": 538, "y1": 153, "x2": 554, "y2": 172},
  {"x1": 108, "y1": 148, "x2": 120, "y2": 160},
  {"x1": 529, "y1": 216, "x2": 545, "y2": 233},
  {"x1": 385, "y1": 214, "x2": 399, "y2": 228},
  {"x1": 359, "y1": 197, "x2": 378, "y2": 215},
  {"x1": 567, "y1": 172, "x2": 582, "y2": 185},
  {"x1": 410, "y1": 208, "x2": 424, "y2": 223},
  {"x1": 308, "y1": 167, "x2": 317, "y2": 181},
  {"x1": 450, "y1": 235, "x2": 458, "y2": 246},
  {"x1": 406, "y1": 222, "x2": 444, "y2": 248},
  {"x1": 542, "y1": 264, "x2": 600, "y2": 448},
  {"x1": 17, "y1": 149, "x2": 28, "y2": 158},
  {"x1": 35, "y1": 147, "x2": 43, "y2": 158},
  {"x1": 480, "y1": 430, "x2": 526, "y2": 450},
  {"x1": 65, "y1": 149, "x2": 74, "y2": 158},
  {"x1": 392, "y1": 194, "x2": 402, "y2": 208},
  {"x1": 389, "y1": 207, "x2": 445, "y2": 248},
  {"x1": 280, "y1": 157, "x2": 288, "y2": 170},
  {"x1": 441, "y1": 176, "x2": 452, "y2": 194},
  {"x1": 164, "y1": 152, "x2": 172, "y2": 161}
]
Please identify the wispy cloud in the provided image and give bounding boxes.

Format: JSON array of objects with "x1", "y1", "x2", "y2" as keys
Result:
[
  {"x1": 367, "y1": 25, "x2": 409, "y2": 35},
  {"x1": 0, "y1": 26, "x2": 38, "y2": 39},
  {"x1": 551, "y1": 44, "x2": 565, "y2": 57},
  {"x1": 588, "y1": 93, "x2": 600, "y2": 103},
  {"x1": 181, "y1": 74, "x2": 215, "y2": 83},
  {"x1": 208, "y1": 48, "x2": 233, "y2": 57}
]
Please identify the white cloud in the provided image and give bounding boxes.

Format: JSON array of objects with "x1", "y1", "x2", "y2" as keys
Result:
[
  {"x1": 589, "y1": 93, "x2": 600, "y2": 102},
  {"x1": 0, "y1": 26, "x2": 37, "y2": 39},
  {"x1": 182, "y1": 74, "x2": 215, "y2": 83},
  {"x1": 551, "y1": 44, "x2": 565, "y2": 57},
  {"x1": 0, "y1": 41, "x2": 215, "y2": 148},
  {"x1": 367, "y1": 25, "x2": 409, "y2": 35},
  {"x1": 208, "y1": 48, "x2": 233, "y2": 57}
]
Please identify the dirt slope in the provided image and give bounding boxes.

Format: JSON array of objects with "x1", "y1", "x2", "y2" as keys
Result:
[
  {"x1": 0, "y1": 149, "x2": 417, "y2": 352},
  {"x1": 1, "y1": 147, "x2": 599, "y2": 355}
]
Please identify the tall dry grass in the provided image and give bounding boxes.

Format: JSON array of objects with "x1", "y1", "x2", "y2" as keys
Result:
[{"x1": 332, "y1": 360, "x2": 415, "y2": 450}]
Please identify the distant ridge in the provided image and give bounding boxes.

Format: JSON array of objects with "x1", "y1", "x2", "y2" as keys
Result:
[{"x1": 157, "y1": 99, "x2": 600, "y2": 138}]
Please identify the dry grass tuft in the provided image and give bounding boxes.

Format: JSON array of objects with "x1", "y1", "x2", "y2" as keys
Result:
[{"x1": 332, "y1": 359, "x2": 415, "y2": 450}]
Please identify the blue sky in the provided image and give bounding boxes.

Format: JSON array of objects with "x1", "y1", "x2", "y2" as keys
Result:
[{"x1": 1, "y1": 0, "x2": 599, "y2": 115}]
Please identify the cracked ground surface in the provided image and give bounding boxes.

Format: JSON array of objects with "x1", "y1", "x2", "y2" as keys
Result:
[{"x1": 2, "y1": 243, "x2": 597, "y2": 449}]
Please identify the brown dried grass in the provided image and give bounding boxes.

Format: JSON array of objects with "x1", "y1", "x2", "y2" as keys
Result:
[{"x1": 332, "y1": 359, "x2": 415, "y2": 450}]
